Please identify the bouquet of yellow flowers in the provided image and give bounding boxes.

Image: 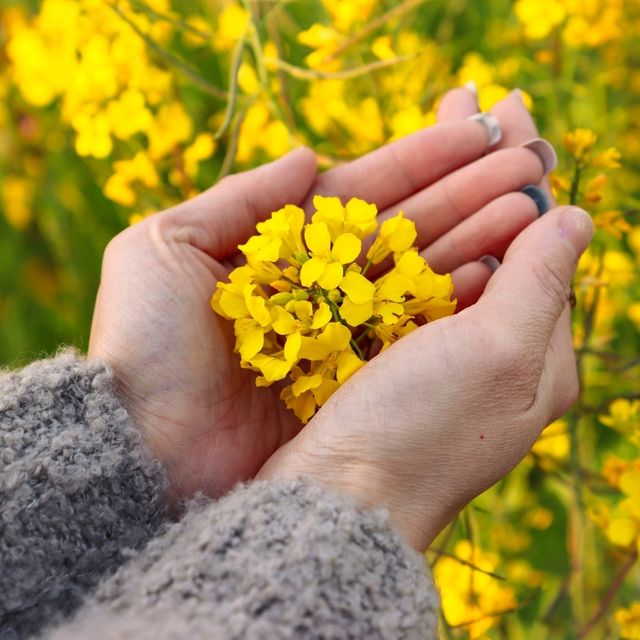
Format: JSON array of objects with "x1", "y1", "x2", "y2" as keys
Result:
[{"x1": 212, "y1": 195, "x2": 456, "y2": 423}]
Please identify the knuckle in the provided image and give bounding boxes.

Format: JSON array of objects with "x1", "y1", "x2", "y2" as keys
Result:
[
  {"x1": 532, "y1": 259, "x2": 569, "y2": 312},
  {"x1": 486, "y1": 329, "x2": 530, "y2": 377},
  {"x1": 483, "y1": 326, "x2": 542, "y2": 397}
]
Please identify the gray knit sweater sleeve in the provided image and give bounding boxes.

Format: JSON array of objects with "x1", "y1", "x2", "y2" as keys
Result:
[
  {"x1": 48, "y1": 481, "x2": 439, "y2": 639},
  {"x1": 0, "y1": 353, "x2": 440, "y2": 639},
  {"x1": 0, "y1": 352, "x2": 168, "y2": 639}
]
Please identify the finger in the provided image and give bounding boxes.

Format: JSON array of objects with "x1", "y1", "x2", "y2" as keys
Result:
[
  {"x1": 421, "y1": 190, "x2": 541, "y2": 274},
  {"x1": 437, "y1": 86, "x2": 479, "y2": 121},
  {"x1": 491, "y1": 91, "x2": 557, "y2": 203},
  {"x1": 450, "y1": 261, "x2": 494, "y2": 311},
  {"x1": 166, "y1": 147, "x2": 318, "y2": 259},
  {"x1": 306, "y1": 119, "x2": 496, "y2": 212},
  {"x1": 536, "y1": 306, "x2": 579, "y2": 423},
  {"x1": 480, "y1": 206, "x2": 594, "y2": 343},
  {"x1": 491, "y1": 90, "x2": 544, "y2": 150},
  {"x1": 377, "y1": 146, "x2": 546, "y2": 250}
]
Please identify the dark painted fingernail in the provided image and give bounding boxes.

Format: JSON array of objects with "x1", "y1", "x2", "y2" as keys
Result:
[
  {"x1": 521, "y1": 184, "x2": 550, "y2": 216},
  {"x1": 479, "y1": 255, "x2": 501, "y2": 273}
]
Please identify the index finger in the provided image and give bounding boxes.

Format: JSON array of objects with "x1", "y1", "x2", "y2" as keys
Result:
[{"x1": 305, "y1": 118, "x2": 498, "y2": 212}]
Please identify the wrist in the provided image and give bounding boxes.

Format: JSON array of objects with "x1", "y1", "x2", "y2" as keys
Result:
[{"x1": 257, "y1": 440, "x2": 437, "y2": 551}]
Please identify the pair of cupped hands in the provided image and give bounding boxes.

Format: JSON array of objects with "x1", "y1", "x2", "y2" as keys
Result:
[{"x1": 89, "y1": 88, "x2": 594, "y2": 551}]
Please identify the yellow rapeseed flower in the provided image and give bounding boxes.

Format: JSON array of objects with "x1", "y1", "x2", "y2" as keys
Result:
[
  {"x1": 213, "y1": 3, "x2": 249, "y2": 52},
  {"x1": 211, "y1": 196, "x2": 455, "y2": 423},
  {"x1": 615, "y1": 602, "x2": 640, "y2": 639},
  {"x1": 434, "y1": 539, "x2": 517, "y2": 638},
  {"x1": 563, "y1": 128, "x2": 598, "y2": 163},
  {"x1": 515, "y1": 0, "x2": 566, "y2": 39}
]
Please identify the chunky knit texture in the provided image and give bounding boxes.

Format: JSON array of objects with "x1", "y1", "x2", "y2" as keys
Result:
[
  {"x1": 49, "y1": 482, "x2": 439, "y2": 639},
  {"x1": 0, "y1": 352, "x2": 168, "y2": 639},
  {"x1": 0, "y1": 353, "x2": 439, "y2": 639}
]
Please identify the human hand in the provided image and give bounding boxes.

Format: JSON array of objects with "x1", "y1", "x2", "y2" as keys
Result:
[
  {"x1": 88, "y1": 110, "x2": 551, "y2": 506},
  {"x1": 257, "y1": 205, "x2": 594, "y2": 551}
]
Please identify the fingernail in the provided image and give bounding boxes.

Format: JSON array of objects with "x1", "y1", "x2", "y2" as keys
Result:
[
  {"x1": 479, "y1": 255, "x2": 501, "y2": 273},
  {"x1": 559, "y1": 207, "x2": 595, "y2": 254},
  {"x1": 463, "y1": 80, "x2": 478, "y2": 97},
  {"x1": 468, "y1": 112, "x2": 502, "y2": 146},
  {"x1": 512, "y1": 88, "x2": 524, "y2": 103},
  {"x1": 520, "y1": 138, "x2": 558, "y2": 174},
  {"x1": 521, "y1": 184, "x2": 550, "y2": 216}
]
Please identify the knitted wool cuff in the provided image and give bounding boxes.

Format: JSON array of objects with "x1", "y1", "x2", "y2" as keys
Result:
[
  {"x1": 0, "y1": 351, "x2": 168, "y2": 638},
  {"x1": 52, "y1": 481, "x2": 440, "y2": 639}
]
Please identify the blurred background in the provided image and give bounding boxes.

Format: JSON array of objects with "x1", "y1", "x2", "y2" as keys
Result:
[{"x1": 0, "y1": 0, "x2": 638, "y2": 637}]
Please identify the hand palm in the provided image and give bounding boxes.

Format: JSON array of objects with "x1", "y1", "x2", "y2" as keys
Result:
[
  {"x1": 89, "y1": 156, "x2": 314, "y2": 503},
  {"x1": 89, "y1": 91, "x2": 547, "y2": 504}
]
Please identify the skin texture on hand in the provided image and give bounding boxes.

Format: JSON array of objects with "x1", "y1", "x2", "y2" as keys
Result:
[
  {"x1": 257, "y1": 88, "x2": 591, "y2": 551},
  {"x1": 88, "y1": 91, "x2": 552, "y2": 508},
  {"x1": 257, "y1": 205, "x2": 594, "y2": 551}
]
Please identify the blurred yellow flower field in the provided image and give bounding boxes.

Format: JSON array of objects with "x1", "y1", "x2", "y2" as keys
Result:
[{"x1": 0, "y1": 0, "x2": 638, "y2": 637}]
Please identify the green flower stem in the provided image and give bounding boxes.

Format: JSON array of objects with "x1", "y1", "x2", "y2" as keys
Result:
[
  {"x1": 569, "y1": 161, "x2": 582, "y2": 206},
  {"x1": 349, "y1": 339, "x2": 365, "y2": 360},
  {"x1": 263, "y1": 55, "x2": 417, "y2": 82},
  {"x1": 325, "y1": 296, "x2": 343, "y2": 324},
  {"x1": 213, "y1": 38, "x2": 246, "y2": 141},
  {"x1": 361, "y1": 257, "x2": 374, "y2": 277},
  {"x1": 109, "y1": 3, "x2": 227, "y2": 100},
  {"x1": 128, "y1": 0, "x2": 212, "y2": 40}
]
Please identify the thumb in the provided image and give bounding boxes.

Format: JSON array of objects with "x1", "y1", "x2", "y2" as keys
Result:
[
  {"x1": 168, "y1": 147, "x2": 318, "y2": 259},
  {"x1": 479, "y1": 206, "x2": 594, "y2": 340}
]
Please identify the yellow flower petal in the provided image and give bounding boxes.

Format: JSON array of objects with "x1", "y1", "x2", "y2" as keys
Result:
[
  {"x1": 345, "y1": 197, "x2": 378, "y2": 238},
  {"x1": 312, "y1": 195, "x2": 345, "y2": 230},
  {"x1": 340, "y1": 271, "x2": 376, "y2": 304},
  {"x1": 394, "y1": 250, "x2": 426, "y2": 276},
  {"x1": 311, "y1": 301, "x2": 332, "y2": 329},
  {"x1": 317, "y1": 261, "x2": 344, "y2": 290},
  {"x1": 281, "y1": 386, "x2": 317, "y2": 424},
  {"x1": 294, "y1": 300, "x2": 313, "y2": 322},
  {"x1": 238, "y1": 326, "x2": 264, "y2": 361},
  {"x1": 305, "y1": 221, "x2": 331, "y2": 256},
  {"x1": 607, "y1": 517, "x2": 639, "y2": 547},
  {"x1": 336, "y1": 351, "x2": 365, "y2": 384},
  {"x1": 367, "y1": 212, "x2": 417, "y2": 264},
  {"x1": 272, "y1": 307, "x2": 298, "y2": 335},
  {"x1": 382, "y1": 212, "x2": 417, "y2": 252},
  {"x1": 250, "y1": 353, "x2": 293, "y2": 382},
  {"x1": 340, "y1": 297, "x2": 374, "y2": 326},
  {"x1": 284, "y1": 331, "x2": 302, "y2": 362},
  {"x1": 376, "y1": 274, "x2": 412, "y2": 302},
  {"x1": 244, "y1": 287, "x2": 271, "y2": 326},
  {"x1": 217, "y1": 286, "x2": 249, "y2": 319},
  {"x1": 299, "y1": 256, "x2": 326, "y2": 287},
  {"x1": 291, "y1": 373, "x2": 323, "y2": 396},
  {"x1": 377, "y1": 301, "x2": 404, "y2": 324},
  {"x1": 312, "y1": 377, "x2": 340, "y2": 406},
  {"x1": 299, "y1": 322, "x2": 351, "y2": 359},
  {"x1": 620, "y1": 469, "x2": 640, "y2": 499},
  {"x1": 238, "y1": 234, "x2": 282, "y2": 262},
  {"x1": 331, "y1": 232, "x2": 362, "y2": 264}
]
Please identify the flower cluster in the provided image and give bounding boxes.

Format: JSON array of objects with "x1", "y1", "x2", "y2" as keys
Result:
[
  {"x1": 211, "y1": 195, "x2": 455, "y2": 423},
  {"x1": 5, "y1": 0, "x2": 217, "y2": 219}
]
